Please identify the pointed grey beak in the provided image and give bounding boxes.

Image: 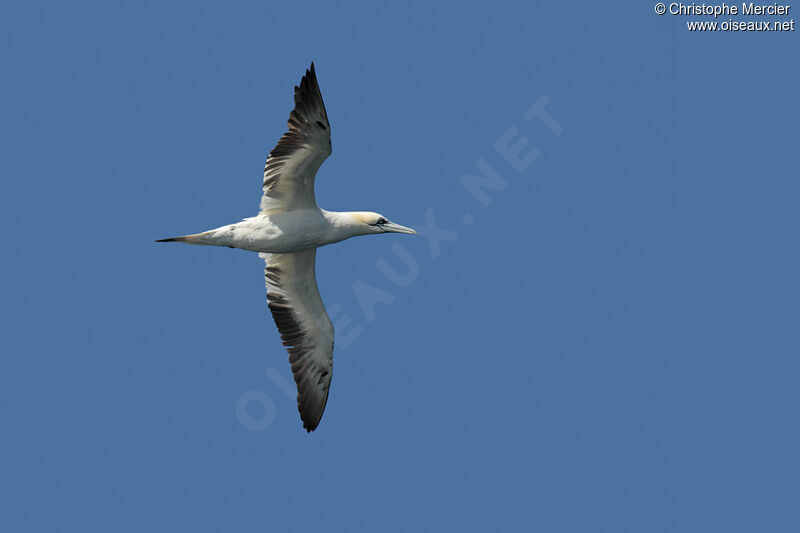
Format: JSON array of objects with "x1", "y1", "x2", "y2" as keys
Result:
[{"x1": 381, "y1": 222, "x2": 417, "y2": 235}]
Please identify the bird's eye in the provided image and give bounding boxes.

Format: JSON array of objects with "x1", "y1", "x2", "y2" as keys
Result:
[{"x1": 376, "y1": 217, "x2": 387, "y2": 225}]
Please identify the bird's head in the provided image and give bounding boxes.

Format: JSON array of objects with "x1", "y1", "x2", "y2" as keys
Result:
[{"x1": 349, "y1": 212, "x2": 417, "y2": 236}]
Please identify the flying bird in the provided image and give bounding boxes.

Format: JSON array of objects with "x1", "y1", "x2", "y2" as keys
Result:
[{"x1": 157, "y1": 63, "x2": 415, "y2": 431}]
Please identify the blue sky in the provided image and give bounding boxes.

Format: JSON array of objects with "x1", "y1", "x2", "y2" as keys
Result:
[{"x1": 1, "y1": 1, "x2": 797, "y2": 532}]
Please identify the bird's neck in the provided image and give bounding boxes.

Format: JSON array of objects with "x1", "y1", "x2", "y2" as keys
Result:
[{"x1": 321, "y1": 210, "x2": 371, "y2": 241}]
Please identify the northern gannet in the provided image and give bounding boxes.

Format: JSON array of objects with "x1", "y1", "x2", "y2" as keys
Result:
[{"x1": 157, "y1": 63, "x2": 415, "y2": 431}]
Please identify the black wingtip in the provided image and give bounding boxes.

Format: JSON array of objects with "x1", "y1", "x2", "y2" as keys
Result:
[
  {"x1": 155, "y1": 238, "x2": 176, "y2": 243},
  {"x1": 307, "y1": 62, "x2": 318, "y2": 81}
]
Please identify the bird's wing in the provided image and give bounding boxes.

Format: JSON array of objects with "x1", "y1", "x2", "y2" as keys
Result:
[
  {"x1": 260, "y1": 63, "x2": 332, "y2": 214},
  {"x1": 260, "y1": 250, "x2": 334, "y2": 432}
]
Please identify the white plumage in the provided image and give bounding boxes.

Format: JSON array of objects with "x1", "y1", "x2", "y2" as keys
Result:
[{"x1": 157, "y1": 63, "x2": 415, "y2": 431}]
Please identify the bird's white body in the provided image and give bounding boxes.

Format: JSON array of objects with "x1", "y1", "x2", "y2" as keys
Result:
[
  {"x1": 157, "y1": 64, "x2": 414, "y2": 432},
  {"x1": 185, "y1": 210, "x2": 386, "y2": 253}
]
